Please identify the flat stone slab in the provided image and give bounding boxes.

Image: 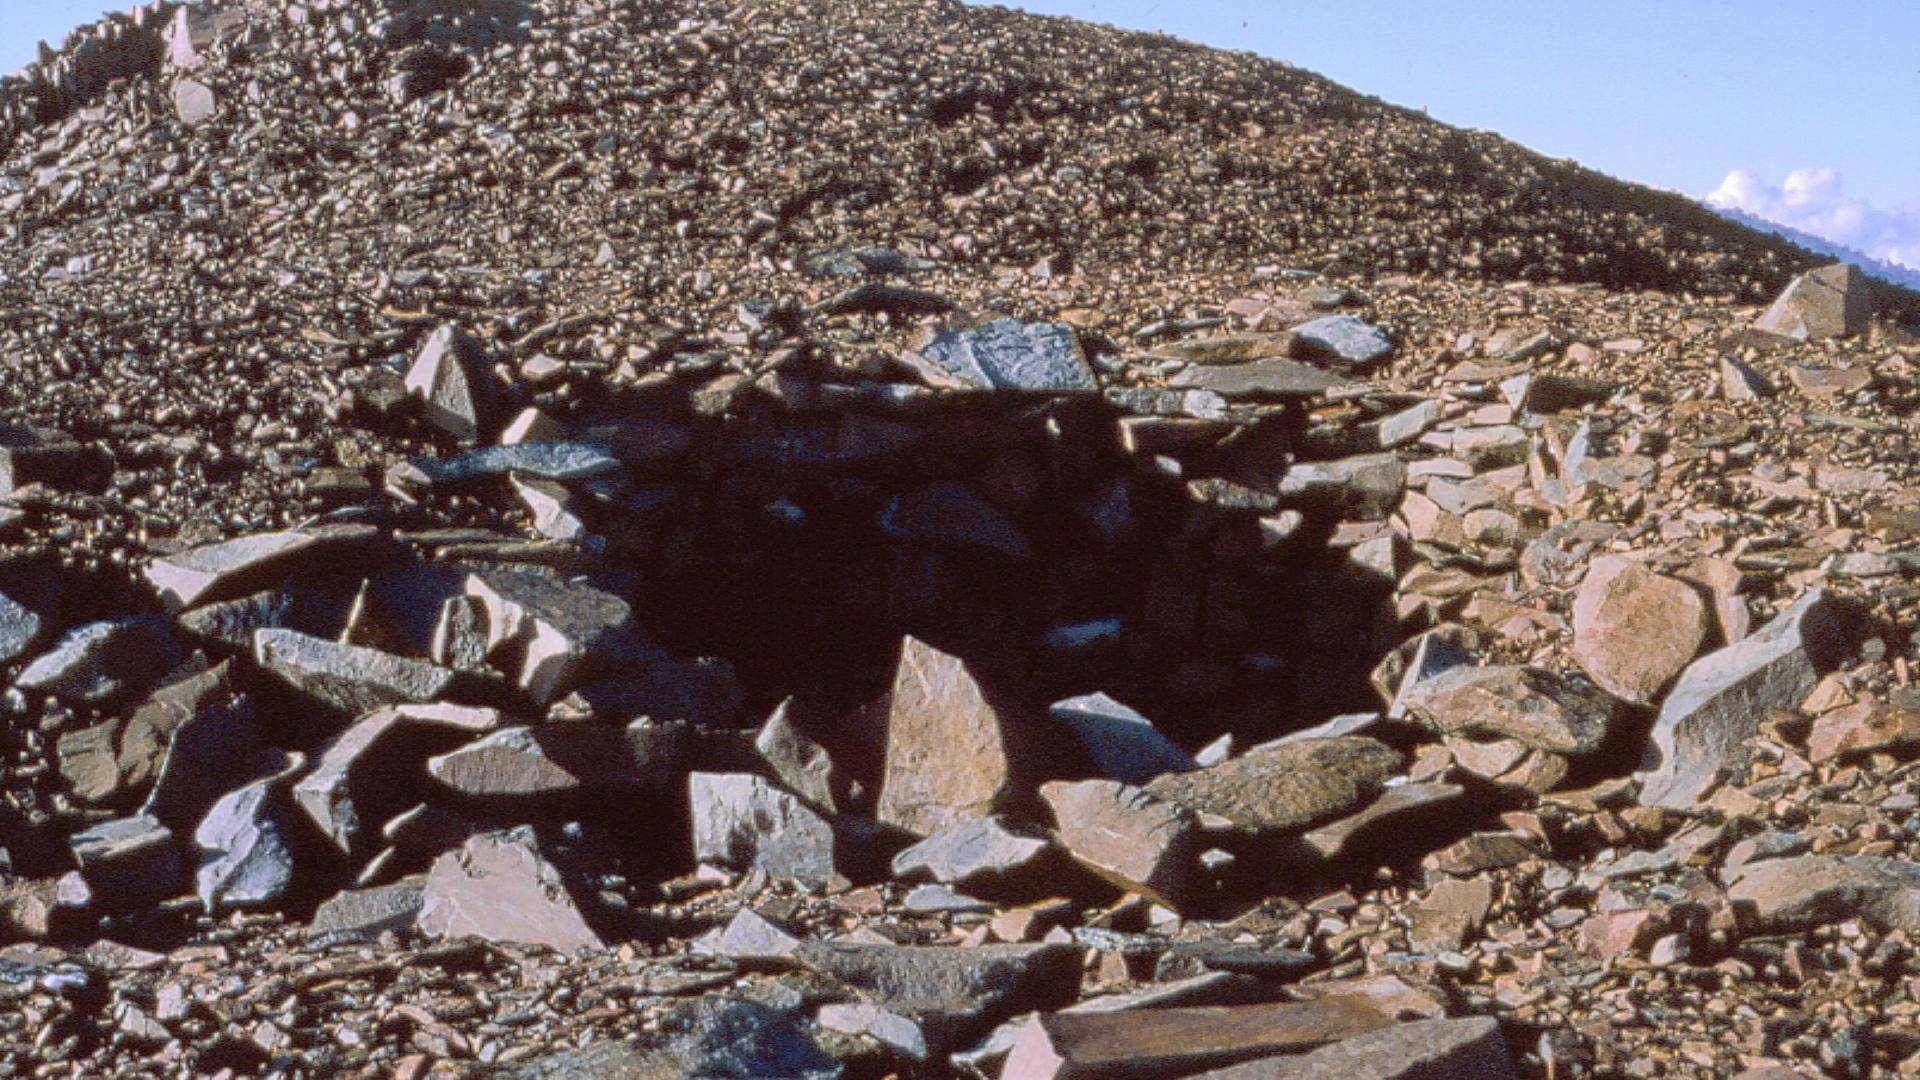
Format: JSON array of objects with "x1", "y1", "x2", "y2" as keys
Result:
[
  {"x1": 417, "y1": 827, "x2": 604, "y2": 953},
  {"x1": 890, "y1": 816, "x2": 1051, "y2": 890},
  {"x1": 1727, "y1": 854, "x2": 1920, "y2": 934},
  {"x1": 1639, "y1": 588, "x2": 1855, "y2": 807},
  {"x1": 1186, "y1": 1016, "x2": 1514, "y2": 1079},
  {"x1": 920, "y1": 318, "x2": 1096, "y2": 392},
  {"x1": 1291, "y1": 314, "x2": 1393, "y2": 367},
  {"x1": 296, "y1": 703, "x2": 498, "y2": 852},
  {"x1": 255, "y1": 628, "x2": 457, "y2": 714},
  {"x1": 1572, "y1": 556, "x2": 1708, "y2": 705},
  {"x1": 1000, "y1": 996, "x2": 1394, "y2": 1078},
  {"x1": 1168, "y1": 357, "x2": 1365, "y2": 399},
  {"x1": 145, "y1": 524, "x2": 379, "y2": 612},
  {"x1": 427, "y1": 721, "x2": 670, "y2": 802},
  {"x1": 1399, "y1": 666, "x2": 1616, "y2": 755}
]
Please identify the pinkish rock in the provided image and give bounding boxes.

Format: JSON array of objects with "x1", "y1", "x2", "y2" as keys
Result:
[{"x1": 1572, "y1": 556, "x2": 1707, "y2": 705}]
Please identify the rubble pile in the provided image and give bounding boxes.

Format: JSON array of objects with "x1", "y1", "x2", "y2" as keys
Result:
[{"x1": 3, "y1": 0, "x2": 1920, "y2": 1077}]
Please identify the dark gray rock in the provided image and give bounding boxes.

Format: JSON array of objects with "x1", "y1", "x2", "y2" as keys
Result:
[
  {"x1": 17, "y1": 617, "x2": 178, "y2": 705},
  {"x1": 427, "y1": 720, "x2": 675, "y2": 801},
  {"x1": 69, "y1": 813, "x2": 182, "y2": 909},
  {"x1": 254, "y1": 628, "x2": 457, "y2": 713},
  {"x1": 397, "y1": 442, "x2": 624, "y2": 489},
  {"x1": 796, "y1": 941, "x2": 1081, "y2": 1058},
  {"x1": 920, "y1": 318, "x2": 1096, "y2": 392},
  {"x1": 463, "y1": 564, "x2": 648, "y2": 703},
  {"x1": 306, "y1": 879, "x2": 427, "y2": 944},
  {"x1": 0, "y1": 589, "x2": 43, "y2": 665},
  {"x1": 690, "y1": 772, "x2": 837, "y2": 890},
  {"x1": 1049, "y1": 693, "x2": 1195, "y2": 785},
  {"x1": 194, "y1": 753, "x2": 302, "y2": 912},
  {"x1": 753, "y1": 698, "x2": 842, "y2": 812},
  {"x1": 1640, "y1": 589, "x2": 1857, "y2": 807},
  {"x1": 145, "y1": 524, "x2": 381, "y2": 612},
  {"x1": 890, "y1": 817, "x2": 1052, "y2": 891},
  {"x1": 1292, "y1": 314, "x2": 1393, "y2": 367},
  {"x1": 296, "y1": 703, "x2": 499, "y2": 852}
]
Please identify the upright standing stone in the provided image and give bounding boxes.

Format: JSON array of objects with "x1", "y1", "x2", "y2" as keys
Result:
[
  {"x1": 877, "y1": 637, "x2": 1025, "y2": 837},
  {"x1": 1753, "y1": 262, "x2": 1871, "y2": 341},
  {"x1": 405, "y1": 324, "x2": 493, "y2": 442}
]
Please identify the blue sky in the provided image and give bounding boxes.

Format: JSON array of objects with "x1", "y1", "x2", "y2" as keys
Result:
[{"x1": 7, "y1": 1, "x2": 1917, "y2": 268}]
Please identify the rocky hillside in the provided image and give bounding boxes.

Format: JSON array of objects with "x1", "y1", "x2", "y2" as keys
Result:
[{"x1": 3, "y1": 1, "x2": 1920, "y2": 1078}]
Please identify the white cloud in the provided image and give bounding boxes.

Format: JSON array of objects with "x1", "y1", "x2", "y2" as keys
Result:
[{"x1": 1707, "y1": 167, "x2": 1920, "y2": 271}]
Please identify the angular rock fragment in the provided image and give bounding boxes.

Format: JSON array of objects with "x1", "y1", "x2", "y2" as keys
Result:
[
  {"x1": 405, "y1": 324, "x2": 493, "y2": 441},
  {"x1": 691, "y1": 773, "x2": 838, "y2": 890},
  {"x1": 1187, "y1": 1016, "x2": 1514, "y2": 1079},
  {"x1": 1572, "y1": 556, "x2": 1707, "y2": 705},
  {"x1": 920, "y1": 318, "x2": 1096, "y2": 392},
  {"x1": 69, "y1": 813, "x2": 183, "y2": 908},
  {"x1": 1041, "y1": 779, "x2": 1197, "y2": 906},
  {"x1": 1001, "y1": 996, "x2": 1393, "y2": 1078},
  {"x1": 397, "y1": 442, "x2": 625, "y2": 490},
  {"x1": 145, "y1": 524, "x2": 380, "y2": 612},
  {"x1": 1291, "y1": 315, "x2": 1393, "y2": 367},
  {"x1": 427, "y1": 721, "x2": 674, "y2": 802},
  {"x1": 417, "y1": 827, "x2": 603, "y2": 952},
  {"x1": 194, "y1": 753, "x2": 303, "y2": 912},
  {"x1": 1806, "y1": 701, "x2": 1920, "y2": 763},
  {"x1": 754, "y1": 698, "x2": 842, "y2": 811},
  {"x1": 1727, "y1": 854, "x2": 1920, "y2": 933},
  {"x1": 59, "y1": 661, "x2": 241, "y2": 809},
  {"x1": 0, "y1": 589, "x2": 43, "y2": 665},
  {"x1": 891, "y1": 817, "x2": 1052, "y2": 892},
  {"x1": 1400, "y1": 666, "x2": 1615, "y2": 755},
  {"x1": 255, "y1": 628, "x2": 457, "y2": 713},
  {"x1": 295, "y1": 703, "x2": 498, "y2": 852},
  {"x1": 694, "y1": 907, "x2": 805, "y2": 963},
  {"x1": 171, "y1": 78, "x2": 214, "y2": 124},
  {"x1": 797, "y1": 941, "x2": 1081, "y2": 1056},
  {"x1": 878, "y1": 636, "x2": 1027, "y2": 836},
  {"x1": 464, "y1": 564, "x2": 647, "y2": 703},
  {"x1": 306, "y1": 879, "x2": 427, "y2": 944},
  {"x1": 1639, "y1": 589, "x2": 1855, "y2": 807},
  {"x1": 1048, "y1": 692, "x2": 1195, "y2": 785},
  {"x1": 1168, "y1": 357, "x2": 1365, "y2": 398},
  {"x1": 1144, "y1": 737, "x2": 1404, "y2": 835},
  {"x1": 1753, "y1": 262, "x2": 1871, "y2": 341},
  {"x1": 1276, "y1": 452, "x2": 1405, "y2": 519},
  {"x1": 17, "y1": 617, "x2": 178, "y2": 706}
]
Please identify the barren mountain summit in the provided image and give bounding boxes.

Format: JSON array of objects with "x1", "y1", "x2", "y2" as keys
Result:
[{"x1": 3, "y1": 1, "x2": 1920, "y2": 1078}]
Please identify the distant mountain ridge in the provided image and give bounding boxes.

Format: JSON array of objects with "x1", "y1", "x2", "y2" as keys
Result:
[{"x1": 1706, "y1": 203, "x2": 1920, "y2": 293}]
